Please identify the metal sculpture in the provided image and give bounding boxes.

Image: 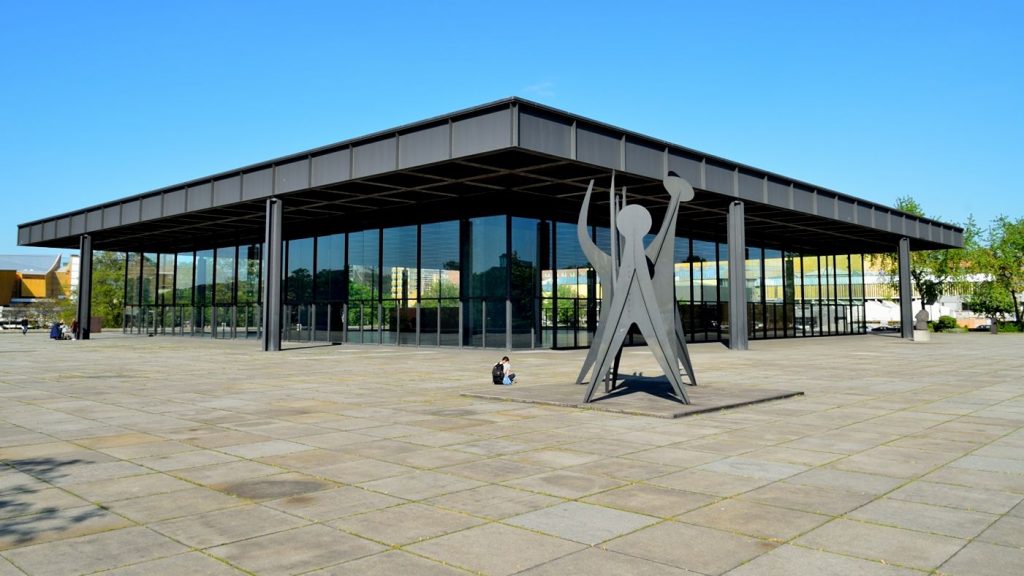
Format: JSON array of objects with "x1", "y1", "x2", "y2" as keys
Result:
[{"x1": 576, "y1": 171, "x2": 698, "y2": 403}]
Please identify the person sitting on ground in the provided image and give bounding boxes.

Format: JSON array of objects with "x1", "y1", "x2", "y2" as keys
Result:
[{"x1": 501, "y1": 355, "x2": 516, "y2": 385}]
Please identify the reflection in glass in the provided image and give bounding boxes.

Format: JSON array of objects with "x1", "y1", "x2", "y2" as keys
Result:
[
  {"x1": 420, "y1": 221, "x2": 460, "y2": 346},
  {"x1": 466, "y1": 216, "x2": 506, "y2": 347},
  {"x1": 382, "y1": 225, "x2": 417, "y2": 344},
  {"x1": 348, "y1": 229, "x2": 380, "y2": 343}
]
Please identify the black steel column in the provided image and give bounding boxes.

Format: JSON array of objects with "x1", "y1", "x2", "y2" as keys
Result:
[
  {"x1": 728, "y1": 201, "x2": 748, "y2": 350},
  {"x1": 76, "y1": 235, "x2": 93, "y2": 340},
  {"x1": 262, "y1": 198, "x2": 283, "y2": 351},
  {"x1": 898, "y1": 237, "x2": 914, "y2": 340}
]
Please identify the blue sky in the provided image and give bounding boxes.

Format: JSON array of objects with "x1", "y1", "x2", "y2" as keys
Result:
[{"x1": 2, "y1": 0, "x2": 1020, "y2": 255}]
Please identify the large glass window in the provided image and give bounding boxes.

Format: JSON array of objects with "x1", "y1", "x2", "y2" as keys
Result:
[
  {"x1": 140, "y1": 253, "x2": 157, "y2": 307},
  {"x1": 315, "y1": 234, "x2": 345, "y2": 302},
  {"x1": 347, "y1": 229, "x2": 380, "y2": 343},
  {"x1": 539, "y1": 221, "x2": 590, "y2": 348},
  {"x1": 690, "y1": 240, "x2": 720, "y2": 341},
  {"x1": 382, "y1": 225, "x2": 418, "y2": 345},
  {"x1": 764, "y1": 249, "x2": 784, "y2": 338},
  {"x1": 175, "y1": 252, "x2": 194, "y2": 305},
  {"x1": 194, "y1": 250, "x2": 214, "y2": 334},
  {"x1": 285, "y1": 238, "x2": 314, "y2": 304},
  {"x1": 314, "y1": 234, "x2": 344, "y2": 342},
  {"x1": 125, "y1": 252, "x2": 141, "y2": 306},
  {"x1": 237, "y1": 245, "x2": 261, "y2": 304},
  {"x1": 157, "y1": 254, "x2": 175, "y2": 306},
  {"x1": 420, "y1": 221, "x2": 460, "y2": 346},
  {"x1": 745, "y1": 247, "x2": 763, "y2": 339},
  {"x1": 215, "y1": 246, "x2": 236, "y2": 305},
  {"x1": 284, "y1": 237, "x2": 314, "y2": 341},
  {"x1": 510, "y1": 217, "x2": 538, "y2": 348},
  {"x1": 465, "y1": 216, "x2": 506, "y2": 347}
]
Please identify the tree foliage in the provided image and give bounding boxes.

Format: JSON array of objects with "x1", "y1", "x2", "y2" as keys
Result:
[
  {"x1": 971, "y1": 216, "x2": 1024, "y2": 327},
  {"x1": 879, "y1": 197, "x2": 975, "y2": 311},
  {"x1": 91, "y1": 251, "x2": 126, "y2": 328},
  {"x1": 963, "y1": 280, "x2": 1014, "y2": 318}
]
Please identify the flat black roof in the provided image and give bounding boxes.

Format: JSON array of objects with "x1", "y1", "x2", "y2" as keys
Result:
[{"x1": 18, "y1": 97, "x2": 963, "y2": 254}]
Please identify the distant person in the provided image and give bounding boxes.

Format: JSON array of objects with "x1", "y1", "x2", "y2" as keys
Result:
[
  {"x1": 21, "y1": 318, "x2": 28, "y2": 335},
  {"x1": 500, "y1": 355, "x2": 515, "y2": 385},
  {"x1": 70, "y1": 319, "x2": 79, "y2": 339}
]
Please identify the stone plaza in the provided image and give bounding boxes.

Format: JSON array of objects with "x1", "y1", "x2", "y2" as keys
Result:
[{"x1": 1, "y1": 331, "x2": 1022, "y2": 575}]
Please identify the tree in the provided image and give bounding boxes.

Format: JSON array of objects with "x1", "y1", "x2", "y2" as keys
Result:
[
  {"x1": 879, "y1": 197, "x2": 975, "y2": 312},
  {"x1": 963, "y1": 280, "x2": 1014, "y2": 320},
  {"x1": 973, "y1": 216, "x2": 1024, "y2": 328},
  {"x1": 91, "y1": 251, "x2": 126, "y2": 328}
]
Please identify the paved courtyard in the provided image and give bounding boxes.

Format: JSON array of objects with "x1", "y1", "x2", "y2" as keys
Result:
[{"x1": 1, "y1": 330, "x2": 1022, "y2": 575}]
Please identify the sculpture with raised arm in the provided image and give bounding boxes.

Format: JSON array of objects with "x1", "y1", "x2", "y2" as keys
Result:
[{"x1": 575, "y1": 171, "x2": 698, "y2": 403}]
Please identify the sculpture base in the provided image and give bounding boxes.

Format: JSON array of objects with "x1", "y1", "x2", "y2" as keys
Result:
[
  {"x1": 913, "y1": 329, "x2": 931, "y2": 342},
  {"x1": 462, "y1": 376, "x2": 802, "y2": 419}
]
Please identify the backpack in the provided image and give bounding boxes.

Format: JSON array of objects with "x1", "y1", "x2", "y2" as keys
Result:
[{"x1": 491, "y1": 362, "x2": 504, "y2": 384}]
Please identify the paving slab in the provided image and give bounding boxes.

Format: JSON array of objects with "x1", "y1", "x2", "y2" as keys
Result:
[
  {"x1": 0, "y1": 504, "x2": 133, "y2": 550},
  {"x1": 357, "y1": 470, "x2": 484, "y2": 500},
  {"x1": 307, "y1": 550, "x2": 471, "y2": 575},
  {"x1": 407, "y1": 523, "x2": 586, "y2": 576},
  {"x1": 208, "y1": 524, "x2": 384, "y2": 576},
  {"x1": 975, "y1": 515, "x2": 1024, "y2": 548},
  {"x1": 505, "y1": 501, "x2": 659, "y2": 545},
  {"x1": 505, "y1": 470, "x2": 625, "y2": 499},
  {"x1": 735, "y1": 481, "x2": 879, "y2": 516},
  {"x1": 92, "y1": 551, "x2": 249, "y2": 575},
  {"x1": 263, "y1": 486, "x2": 405, "y2": 521},
  {"x1": 847, "y1": 498, "x2": 998, "y2": 539},
  {"x1": 517, "y1": 547, "x2": 701, "y2": 575},
  {"x1": 793, "y1": 519, "x2": 965, "y2": 571},
  {"x1": 677, "y1": 498, "x2": 830, "y2": 541},
  {"x1": 582, "y1": 483, "x2": 718, "y2": 518},
  {"x1": 887, "y1": 480, "x2": 1023, "y2": 514},
  {"x1": 604, "y1": 520, "x2": 777, "y2": 575},
  {"x1": 330, "y1": 502, "x2": 485, "y2": 545},
  {"x1": 938, "y1": 541, "x2": 1024, "y2": 576},
  {"x1": 149, "y1": 505, "x2": 308, "y2": 549},
  {"x1": 424, "y1": 484, "x2": 561, "y2": 520},
  {"x1": 102, "y1": 486, "x2": 244, "y2": 523},
  {"x1": 2, "y1": 526, "x2": 185, "y2": 576},
  {"x1": 723, "y1": 543, "x2": 923, "y2": 575}
]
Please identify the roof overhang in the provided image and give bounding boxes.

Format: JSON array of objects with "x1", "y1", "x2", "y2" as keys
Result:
[{"x1": 18, "y1": 98, "x2": 963, "y2": 255}]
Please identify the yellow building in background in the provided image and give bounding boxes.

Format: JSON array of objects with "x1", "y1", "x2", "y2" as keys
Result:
[{"x1": 0, "y1": 254, "x2": 77, "y2": 306}]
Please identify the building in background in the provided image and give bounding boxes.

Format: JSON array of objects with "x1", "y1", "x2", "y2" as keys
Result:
[{"x1": 0, "y1": 254, "x2": 78, "y2": 326}]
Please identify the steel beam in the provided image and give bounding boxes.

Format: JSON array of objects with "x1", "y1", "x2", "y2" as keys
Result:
[
  {"x1": 898, "y1": 237, "x2": 914, "y2": 340},
  {"x1": 76, "y1": 234, "x2": 93, "y2": 340},
  {"x1": 728, "y1": 201, "x2": 748, "y2": 350},
  {"x1": 262, "y1": 198, "x2": 283, "y2": 351}
]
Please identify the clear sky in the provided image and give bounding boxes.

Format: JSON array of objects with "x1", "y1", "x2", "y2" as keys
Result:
[{"x1": 2, "y1": 0, "x2": 1020, "y2": 255}]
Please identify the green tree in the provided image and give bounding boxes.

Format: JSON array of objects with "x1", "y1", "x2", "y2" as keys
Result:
[
  {"x1": 419, "y1": 278, "x2": 460, "y2": 308},
  {"x1": 91, "y1": 251, "x2": 126, "y2": 328},
  {"x1": 879, "y1": 197, "x2": 975, "y2": 311},
  {"x1": 972, "y1": 216, "x2": 1024, "y2": 328},
  {"x1": 963, "y1": 280, "x2": 1014, "y2": 321}
]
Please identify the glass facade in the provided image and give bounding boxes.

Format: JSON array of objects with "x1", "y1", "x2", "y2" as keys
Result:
[{"x1": 121, "y1": 215, "x2": 868, "y2": 347}]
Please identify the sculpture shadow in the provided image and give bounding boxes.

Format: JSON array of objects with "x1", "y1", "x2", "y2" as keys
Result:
[
  {"x1": 588, "y1": 374, "x2": 683, "y2": 403},
  {"x1": 0, "y1": 457, "x2": 106, "y2": 546}
]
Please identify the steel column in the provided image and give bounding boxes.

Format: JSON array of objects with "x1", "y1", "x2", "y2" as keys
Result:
[
  {"x1": 262, "y1": 198, "x2": 283, "y2": 351},
  {"x1": 76, "y1": 234, "x2": 93, "y2": 340},
  {"x1": 898, "y1": 237, "x2": 914, "y2": 340},
  {"x1": 728, "y1": 201, "x2": 748, "y2": 350}
]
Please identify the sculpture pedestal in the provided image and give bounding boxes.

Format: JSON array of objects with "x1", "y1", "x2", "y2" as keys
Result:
[{"x1": 913, "y1": 329, "x2": 930, "y2": 342}]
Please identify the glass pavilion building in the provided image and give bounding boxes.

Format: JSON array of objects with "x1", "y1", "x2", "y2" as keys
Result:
[{"x1": 17, "y1": 98, "x2": 963, "y2": 350}]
